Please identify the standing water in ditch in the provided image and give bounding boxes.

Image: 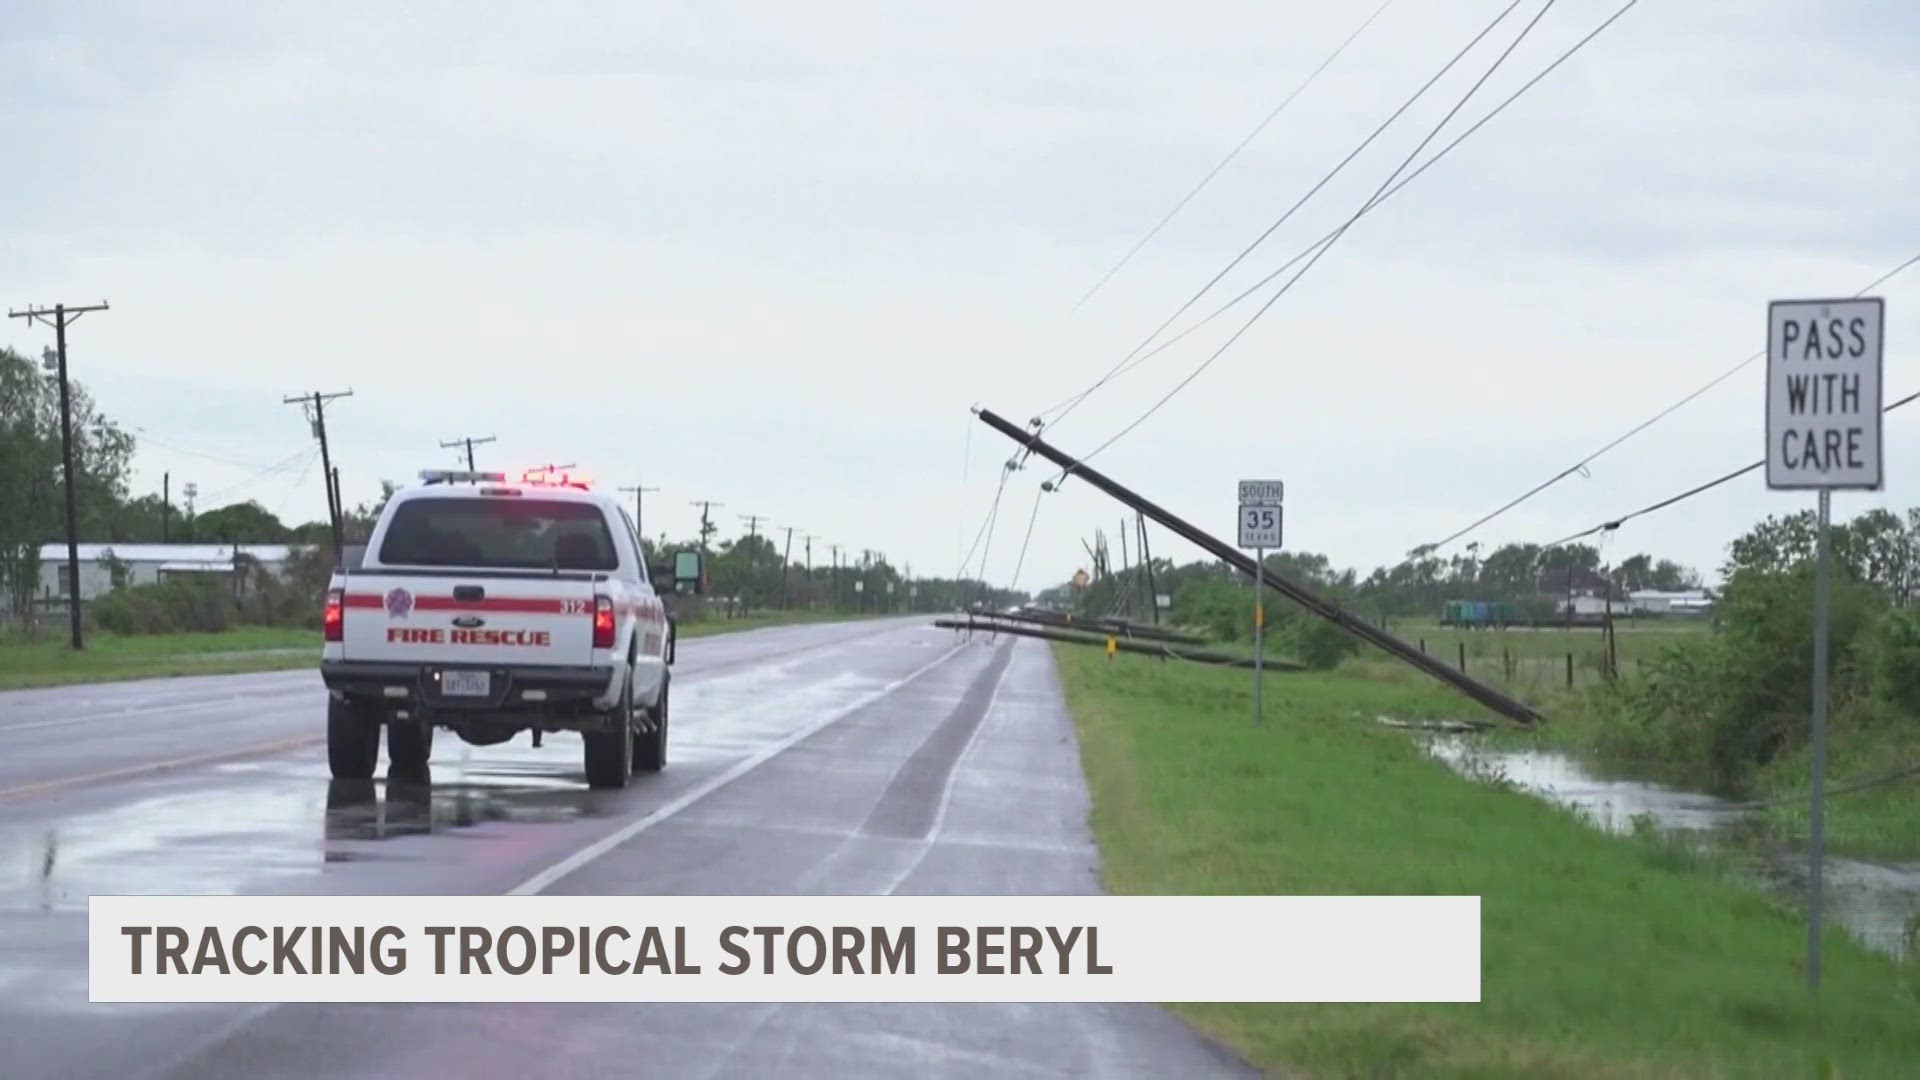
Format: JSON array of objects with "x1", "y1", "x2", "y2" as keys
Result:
[{"x1": 1425, "y1": 736, "x2": 1920, "y2": 961}]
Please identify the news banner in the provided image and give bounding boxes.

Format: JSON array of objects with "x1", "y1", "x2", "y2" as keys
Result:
[{"x1": 92, "y1": 895, "x2": 1480, "y2": 1003}]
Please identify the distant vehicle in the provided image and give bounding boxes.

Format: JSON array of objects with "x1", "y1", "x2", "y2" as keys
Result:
[
  {"x1": 1440, "y1": 600, "x2": 1519, "y2": 628},
  {"x1": 319, "y1": 468, "x2": 704, "y2": 789}
]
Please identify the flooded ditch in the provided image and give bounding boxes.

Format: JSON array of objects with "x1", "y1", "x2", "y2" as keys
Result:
[{"x1": 1425, "y1": 736, "x2": 1920, "y2": 962}]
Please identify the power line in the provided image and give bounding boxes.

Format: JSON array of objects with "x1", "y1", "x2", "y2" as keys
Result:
[
  {"x1": 1070, "y1": 0, "x2": 1567, "y2": 473},
  {"x1": 1033, "y1": 0, "x2": 1644, "y2": 426},
  {"x1": 958, "y1": 465, "x2": 1013, "y2": 584},
  {"x1": 1045, "y1": 0, "x2": 1529, "y2": 435},
  {"x1": 198, "y1": 448, "x2": 316, "y2": 504},
  {"x1": 128, "y1": 428, "x2": 285, "y2": 471},
  {"x1": 1070, "y1": 0, "x2": 1400, "y2": 312},
  {"x1": 1421, "y1": 252, "x2": 1920, "y2": 556},
  {"x1": 1006, "y1": 485, "x2": 1047, "y2": 596},
  {"x1": 1540, "y1": 387, "x2": 1920, "y2": 550}
]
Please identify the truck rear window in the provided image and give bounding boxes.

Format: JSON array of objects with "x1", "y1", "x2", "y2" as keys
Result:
[{"x1": 377, "y1": 498, "x2": 619, "y2": 571}]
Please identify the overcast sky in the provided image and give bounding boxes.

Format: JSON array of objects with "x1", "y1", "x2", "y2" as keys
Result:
[{"x1": 4, "y1": 0, "x2": 1915, "y2": 591}]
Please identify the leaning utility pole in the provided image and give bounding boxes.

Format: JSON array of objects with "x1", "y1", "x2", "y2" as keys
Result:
[
  {"x1": 9, "y1": 300, "x2": 109, "y2": 650},
  {"x1": 439, "y1": 434, "x2": 496, "y2": 472},
  {"x1": 283, "y1": 389, "x2": 353, "y2": 561},
  {"x1": 972, "y1": 407, "x2": 1543, "y2": 726},
  {"x1": 618, "y1": 484, "x2": 659, "y2": 543}
]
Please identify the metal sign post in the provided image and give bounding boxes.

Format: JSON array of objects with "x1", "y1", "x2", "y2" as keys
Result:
[
  {"x1": 1765, "y1": 296, "x2": 1884, "y2": 993},
  {"x1": 1238, "y1": 481, "x2": 1285, "y2": 727}
]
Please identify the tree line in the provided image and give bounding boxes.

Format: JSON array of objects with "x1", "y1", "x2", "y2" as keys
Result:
[{"x1": 2, "y1": 346, "x2": 1026, "y2": 629}]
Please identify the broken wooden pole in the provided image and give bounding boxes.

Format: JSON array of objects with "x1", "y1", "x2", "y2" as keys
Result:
[
  {"x1": 968, "y1": 605, "x2": 1206, "y2": 645},
  {"x1": 935, "y1": 617, "x2": 1305, "y2": 672}
]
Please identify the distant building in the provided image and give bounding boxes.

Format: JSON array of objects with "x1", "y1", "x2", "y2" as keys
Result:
[
  {"x1": 33, "y1": 543, "x2": 298, "y2": 605},
  {"x1": 1628, "y1": 588, "x2": 1713, "y2": 615}
]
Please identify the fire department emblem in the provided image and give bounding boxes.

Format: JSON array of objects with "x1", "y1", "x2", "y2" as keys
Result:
[{"x1": 385, "y1": 588, "x2": 414, "y2": 618}]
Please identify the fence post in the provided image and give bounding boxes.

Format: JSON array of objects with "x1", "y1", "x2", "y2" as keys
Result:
[
  {"x1": 1503, "y1": 647, "x2": 1512, "y2": 680},
  {"x1": 1565, "y1": 652, "x2": 1574, "y2": 688},
  {"x1": 1419, "y1": 637, "x2": 1426, "y2": 655},
  {"x1": 1457, "y1": 640, "x2": 1466, "y2": 671}
]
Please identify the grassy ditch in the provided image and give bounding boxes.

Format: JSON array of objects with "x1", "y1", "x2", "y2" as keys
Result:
[
  {"x1": 0, "y1": 627, "x2": 321, "y2": 689},
  {"x1": 1052, "y1": 644, "x2": 1920, "y2": 1078}
]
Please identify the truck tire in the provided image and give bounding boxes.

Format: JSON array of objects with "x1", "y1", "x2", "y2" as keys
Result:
[
  {"x1": 328, "y1": 697, "x2": 381, "y2": 780},
  {"x1": 387, "y1": 716, "x2": 434, "y2": 782},
  {"x1": 633, "y1": 677, "x2": 668, "y2": 774},
  {"x1": 583, "y1": 669, "x2": 634, "y2": 789}
]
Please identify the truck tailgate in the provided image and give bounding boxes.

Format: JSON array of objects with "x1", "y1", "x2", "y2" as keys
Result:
[{"x1": 339, "y1": 576, "x2": 598, "y2": 667}]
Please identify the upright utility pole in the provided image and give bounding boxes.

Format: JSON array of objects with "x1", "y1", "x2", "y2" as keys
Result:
[
  {"x1": 830, "y1": 544, "x2": 844, "y2": 610},
  {"x1": 162, "y1": 472, "x2": 171, "y2": 543},
  {"x1": 803, "y1": 534, "x2": 820, "y2": 608},
  {"x1": 738, "y1": 514, "x2": 767, "y2": 611},
  {"x1": 9, "y1": 300, "x2": 109, "y2": 651},
  {"x1": 283, "y1": 389, "x2": 353, "y2": 561},
  {"x1": 778, "y1": 525, "x2": 796, "y2": 610},
  {"x1": 690, "y1": 501, "x2": 723, "y2": 552},
  {"x1": 439, "y1": 434, "x2": 496, "y2": 471},
  {"x1": 619, "y1": 484, "x2": 659, "y2": 541}
]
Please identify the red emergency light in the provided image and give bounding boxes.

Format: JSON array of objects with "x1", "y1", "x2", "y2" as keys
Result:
[{"x1": 519, "y1": 467, "x2": 592, "y2": 490}]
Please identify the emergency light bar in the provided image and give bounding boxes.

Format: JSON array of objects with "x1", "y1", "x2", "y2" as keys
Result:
[{"x1": 419, "y1": 469, "x2": 508, "y2": 485}]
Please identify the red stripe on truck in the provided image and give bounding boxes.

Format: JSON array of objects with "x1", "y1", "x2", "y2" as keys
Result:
[{"x1": 339, "y1": 594, "x2": 573, "y2": 614}]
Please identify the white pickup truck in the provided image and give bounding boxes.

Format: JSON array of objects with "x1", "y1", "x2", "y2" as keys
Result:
[{"x1": 319, "y1": 469, "x2": 704, "y2": 789}]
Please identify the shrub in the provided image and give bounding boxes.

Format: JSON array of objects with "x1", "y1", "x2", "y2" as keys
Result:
[{"x1": 1859, "y1": 605, "x2": 1920, "y2": 719}]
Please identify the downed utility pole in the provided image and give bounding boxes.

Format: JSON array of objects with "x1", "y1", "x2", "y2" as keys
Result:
[
  {"x1": 935, "y1": 617, "x2": 1304, "y2": 672},
  {"x1": 968, "y1": 605, "x2": 1206, "y2": 646},
  {"x1": 972, "y1": 407, "x2": 1543, "y2": 726}
]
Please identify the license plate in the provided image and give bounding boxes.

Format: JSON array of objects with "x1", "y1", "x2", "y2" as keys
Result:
[{"x1": 442, "y1": 670, "x2": 491, "y2": 697}]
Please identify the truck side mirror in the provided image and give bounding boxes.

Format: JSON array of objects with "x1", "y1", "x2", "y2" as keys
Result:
[{"x1": 673, "y1": 550, "x2": 706, "y2": 595}]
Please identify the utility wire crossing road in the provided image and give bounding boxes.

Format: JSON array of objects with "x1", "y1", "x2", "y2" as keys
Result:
[{"x1": 0, "y1": 618, "x2": 1255, "y2": 1080}]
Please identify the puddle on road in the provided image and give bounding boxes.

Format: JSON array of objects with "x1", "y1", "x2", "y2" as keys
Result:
[
  {"x1": 1426, "y1": 737, "x2": 1920, "y2": 961},
  {"x1": 0, "y1": 661, "x2": 933, "y2": 909}
]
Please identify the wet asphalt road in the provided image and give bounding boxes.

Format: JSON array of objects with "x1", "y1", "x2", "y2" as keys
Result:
[{"x1": 0, "y1": 617, "x2": 1255, "y2": 1079}]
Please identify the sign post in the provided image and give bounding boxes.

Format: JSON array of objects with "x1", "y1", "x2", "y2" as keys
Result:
[
  {"x1": 1765, "y1": 295, "x2": 1885, "y2": 993},
  {"x1": 1238, "y1": 481, "x2": 1285, "y2": 727}
]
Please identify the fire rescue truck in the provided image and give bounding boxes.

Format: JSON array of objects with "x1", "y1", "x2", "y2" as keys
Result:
[{"x1": 318, "y1": 468, "x2": 705, "y2": 789}]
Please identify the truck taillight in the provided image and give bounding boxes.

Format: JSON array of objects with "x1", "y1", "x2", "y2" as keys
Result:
[
  {"x1": 592, "y1": 595, "x2": 615, "y2": 649},
  {"x1": 323, "y1": 589, "x2": 344, "y2": 642}
]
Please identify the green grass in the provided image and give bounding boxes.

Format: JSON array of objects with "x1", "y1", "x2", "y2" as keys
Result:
[
  {"x1": 0, "y1": 627, "x2": 322, "y2": 689},
  {"x1": 1052, "y1": 644, "x2": 1920, "y2": 1078},
  {"x1": 1753, "y1": 724, "x2": 1920, "y2": 862},
  {"x1": 0, "y1": 611, "x2": 894, "y2": 691}
]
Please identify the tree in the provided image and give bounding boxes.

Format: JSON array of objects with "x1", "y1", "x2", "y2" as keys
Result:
[
  {"x1": 190, "y1": 501, "x2": 291, "y2": 543},
  {"x1": 0, "y1": 346, "x2": 135, "y2": 617}
]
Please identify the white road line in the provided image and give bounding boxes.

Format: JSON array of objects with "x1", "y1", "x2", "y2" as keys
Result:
[{"x1": 508, "y1": 641, "x2": 969, "y2": 896}]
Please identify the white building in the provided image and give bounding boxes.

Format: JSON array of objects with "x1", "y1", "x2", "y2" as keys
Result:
[
  {"x1": 34, "y1": 543, "x2": 299, "y2": 604},
  {"x1": 1628, "y1": 589, "x2": 1712, "y2": 615}
]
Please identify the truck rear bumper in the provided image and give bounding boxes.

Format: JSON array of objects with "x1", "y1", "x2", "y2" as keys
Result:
[{"x1": 321, "y1": 660, "x2": 615, "y2": 714}]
